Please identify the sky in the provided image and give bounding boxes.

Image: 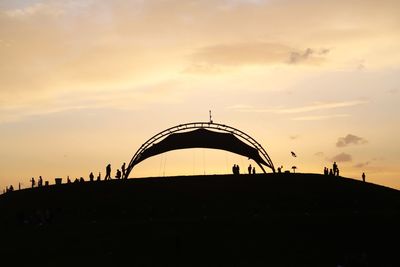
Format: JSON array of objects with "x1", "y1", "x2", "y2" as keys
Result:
[{"x1": 0, "y1": 0, "x2": 399, "y2": 190}]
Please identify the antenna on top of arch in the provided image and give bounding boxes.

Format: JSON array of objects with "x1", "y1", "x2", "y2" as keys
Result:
[{"x1": 209, "y1": 110, "x2": 213, "y2": 124}]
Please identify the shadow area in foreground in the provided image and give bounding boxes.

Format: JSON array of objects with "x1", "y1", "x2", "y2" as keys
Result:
[{"x1": 1, "y1": 173, "x2": 399, "y2": 266}]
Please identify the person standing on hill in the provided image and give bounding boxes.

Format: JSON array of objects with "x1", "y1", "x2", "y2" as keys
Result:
[
  {"x1": 30, "y1": 177, "x2": 35, "y2": 188},
  {"x1": 248, "y1": 164, "x2": 252, "y2": 174},
  {"x1": 362, "y1": 172, "x2": 366, "y2": 182},
  {"x1": 121, "y1": 163, "x2": 126, "y2": 178},
  {"x1": 232, "y1": 164, "x2": 237, "y2": 175},
  {"x1": 333, "y1": 162, "x2": 338, "y2": 176},
  {"x1": 105, "y1": 164, "x2": 111, "y2": 180},
  {"x1": 89, "y1": 172, "x2": 94, "y2": 182}
]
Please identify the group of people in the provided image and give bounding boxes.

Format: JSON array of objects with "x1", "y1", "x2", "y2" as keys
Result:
[
  {"x1": 30, "y1": 176, "x2": 45, "y2": 188},
  {"x1": 232, "y1": 164, "x2": 240, "y2": 175},
  {"x1": 23, "y1": 163, "x2": 129, "y2": 190},
  {"x1": 324, "y1": 162, "x2": 340, "y2": 176},
  {"x1": 248, "y1": 164, "x2": 256, "y2": 174},
  {"x1": 65, "y1": 162, "x2": 128, "y2": 184},
  {"x1": 232, "y1": 164, "x2": 256, "y2": 175},
  {"x1": 104, "y1": 162, "x2": 127, "y2": 180},
  {"x1": 2, "y1": 160, "x2": 371, "y2": 194},
  {"x1": 4, "y1": 185, "x2": 14, "y2": 193},
  {"x1": 324, "y1": 162, "x2": 367, "y2": 182},
  {"x1": 1, "y1": 176, "x2": 47, "y2": 193}
]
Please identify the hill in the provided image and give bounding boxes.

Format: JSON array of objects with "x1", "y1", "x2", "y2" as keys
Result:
[{"x1": 1, "y1": 173, "x2": 400, "y2": 266}]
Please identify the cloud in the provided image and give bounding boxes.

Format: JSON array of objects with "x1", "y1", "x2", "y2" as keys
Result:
[
  {"x1": 182, "y1": 63, "x2": 222, "y2": 74},
  {"x1": 0, "y1": 80, "x2": 184, "y2": 124},
  {"x1": 336, "y1": 134, "x2": 368, "y2": 147},
  {"x1": 226, "y1": 104, "x2": 254, "y2": 110},
  {"x1": 314, "y1": 152, "x2": 324, "y2": 157},
  {"x1": 187, "y1": 42, "x2": 329, "y2": 70},
  {"x1": 220, "y1": 0, "x2": 268, "y2": 8},
  {"x1": 278, "y1": 100, "x2": 368, "y2": 114},
  {"x1": 291, "y1": 114, "x2": 349, "y2": 121},
  {"x1": 289, "y1": 135, "x2": 300, "y2": 140},
  {"x1": 357, "y1": 60, "x2": 366, "y2": 71},
  {"x1": 0, "y1": 0, "x2": 397, "y2": 120},
  {"x1": 354, "y1": 161, "x2": 370, "y2": 168},
  {"x1": 331, "y1": 152, "x2": 352, "y2": 163},
  {"x1": 227, "y1": 100, "x2": 368, "y2": 114},
  {"x1": 288, "y1": 48, "x2": 330, "y2": 64},
  {"x1": 3, "y1": 3, "x2": 64, "y2": 18}
]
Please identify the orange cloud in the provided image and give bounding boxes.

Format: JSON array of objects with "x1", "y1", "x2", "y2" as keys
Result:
[
  {"x1": 336, "y1": 134, "x2": 368, "y2": 147},
  {"x1": 187, "y1": 42, "x2": 329, "y2": 71},
  {"x1": 331, "y1": 153, "x2": 352, "y2": 163}
]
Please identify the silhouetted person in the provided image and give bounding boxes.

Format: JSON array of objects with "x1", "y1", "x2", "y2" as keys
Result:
[
  {"x1": 278, "y1": 165, "x2": 283, "y2": 173},
  {"x1": 248, "y1": 164, "x2": 252, "y2": 174},
  {"x1": 105, "y1": 164, "x2": 111, "y2": 180},
  {"x1": 89, "y1": 172, "x2": 94, "y2": 182},
  {"x1": 9, "y1": 185, "x2": 14, "y2": 192},
  {"x1": 323, "y1": 167, "x2": 328, "y2": 175},
  {"x1": 116, "y1": 169, "x2": 121, "y2": 179},
  {"x1": 362, "y1": 172, "x2": 366, "y2": 182},
  {"x1": 121, "y1": 163, "x2": 126, "y2": 178},
  {"x1": 67, "y1": 177, "x2": 71, "y2": 183},
  {"x1": 18, "y1": 183, "x2": 21, "y2": 190},
  {"x1": 38, "y1": 176, "x2": 43, "y2": 187},
  {"x1": 74, "y1": 178, "x2": 79, "y2": 183},
  {"x1": 329, "y1": 169, "x2": 333, "y2": 176},
  {"x1": 30, "y1": 177, "x2": 35, "y2": 188},
  {"x1": 79, "y1": 177, "x2": 84, "y2": 183},
  {"x1": 233, "y1": 164, "x2": 240, "y2": 175},
  {"x1": 337, "y1": 168, "x2": 340, "y2": 177},
  {"x1": 252, "y1": 167, "x2": 256, "y2": 174},
  {"x1": 237, "y1": 165, "x2": 240, "y2": 174},
  {"x1": 97, "y1": 172, "x2": 101, "y2": 181},
  {"x1": 333, "y1": 162, "x2": 338, "y2": 176}
]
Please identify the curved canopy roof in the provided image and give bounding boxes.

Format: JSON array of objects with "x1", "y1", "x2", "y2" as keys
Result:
[
  {"x1": 125, "y1": 122, "x2": 275, "y2": 178},
  {"x1": 134, "y1": 128, "x2": 269, "y2": 167}
]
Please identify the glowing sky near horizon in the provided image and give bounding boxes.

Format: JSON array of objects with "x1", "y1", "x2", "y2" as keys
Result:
[{"x1": 0, "y1": 0, "x2": 399, "y2": 190}]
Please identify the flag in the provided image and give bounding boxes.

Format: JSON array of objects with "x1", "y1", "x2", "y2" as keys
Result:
[{"x1": 291, "y1": 151, "x2": 297, "y2": 157}]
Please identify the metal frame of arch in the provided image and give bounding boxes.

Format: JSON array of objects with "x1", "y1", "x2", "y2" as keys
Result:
[{"x1": 124, "y1": 122, "x2": 275, "y2": 178}]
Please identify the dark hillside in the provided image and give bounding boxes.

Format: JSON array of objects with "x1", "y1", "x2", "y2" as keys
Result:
[{"x1": 1, "y1": 173, "x2": 399, "y2": 266}]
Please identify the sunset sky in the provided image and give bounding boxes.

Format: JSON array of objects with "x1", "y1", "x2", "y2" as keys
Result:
[{"x1": 0, "y1": 0, "x2": 399, "y2": 190}]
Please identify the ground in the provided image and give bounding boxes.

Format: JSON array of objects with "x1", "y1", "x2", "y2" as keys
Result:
[{"x1": 1, "y1": 173, "x2": 399, "y2": 266}]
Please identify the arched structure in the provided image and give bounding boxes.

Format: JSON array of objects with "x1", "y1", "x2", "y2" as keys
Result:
[{"x1": 125, "y1": 122, "x2": 275, "y2": 178}]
